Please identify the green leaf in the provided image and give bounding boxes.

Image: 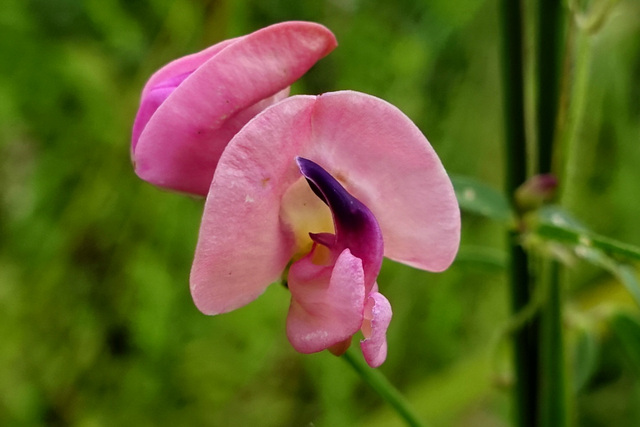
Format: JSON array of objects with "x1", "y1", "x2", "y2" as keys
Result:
[
  {"x1": 450, "y1": 175, "x2": 513, "y2": 223},
  {"x1": 571, "y1": 245, "x2": 640, "y2": 307},
  {"x1": 532, "y1": 206, "x2": 640, "y2": 307},
  {"x1": 609, "y1": 311, "x2": 640, "y2": 378},
  {"x1": 534, "y1": 206, "x2": 640, "y2": 262},
  {"x1": 571, "y1": 325, "x2": 599, "y2": 392},
  {"x1": 616, "y1": 265, "x2": 640, "y2": 303}
]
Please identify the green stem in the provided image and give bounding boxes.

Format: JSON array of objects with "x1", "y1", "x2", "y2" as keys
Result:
[
  {"x1": 509, "y1": 241, "x2": 539, "y2": 427},
  {"x1": 536, "y1": 1, "x2": 567, "y2": 426},
  {"x1": 537, "y1": 0, "x2": 563, "y2": 174},
  {"x1": 342, "y1": 349, "x2": 425, "y2": 427},
  {"x1": 539, "y1": 260, "x2": 568, "y2": 426},
  {"x1": 551, "y1": 8, "x2": 593, "y2": 425},
  {"x1": 558, "y1": 17, "x2": 592, "y2": 209},
  {"x1": 499, "y1": 1, "x2": 539, "y2": 426},
  {"x1": 499, "y1": 2, "x2": 527, "y2": 193}
]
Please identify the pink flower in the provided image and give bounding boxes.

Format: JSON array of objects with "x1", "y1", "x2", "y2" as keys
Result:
[
  {"x1": 131, "y1": 21, "x2": 337, "y2": 196},
  {"x1": 190, "y1": 91, "x2": 460, "y2": 367}
]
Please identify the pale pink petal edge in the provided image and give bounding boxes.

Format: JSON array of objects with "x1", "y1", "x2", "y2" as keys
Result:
[{"x1": 360, "y1": 291, "x2": 392, "y2": 368}]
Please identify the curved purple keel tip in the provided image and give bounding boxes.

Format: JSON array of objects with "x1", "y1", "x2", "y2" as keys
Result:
[{"x1": 296, "y1": 157, "x2": 383, "y2": 289}]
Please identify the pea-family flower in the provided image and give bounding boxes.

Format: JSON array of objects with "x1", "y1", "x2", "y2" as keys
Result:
[
  {"x1": 131, "y1": 21, "x2": 337, "y2": 196},
  {"x1": 190, "y1": 91, "x2": 460, "y2": 367}
]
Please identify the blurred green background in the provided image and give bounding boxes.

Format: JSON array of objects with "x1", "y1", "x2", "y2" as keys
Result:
[{"x1": 1, "y1": 0, "x2": 639, "y2": 425}]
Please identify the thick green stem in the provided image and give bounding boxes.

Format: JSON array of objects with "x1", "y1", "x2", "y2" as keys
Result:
[
  {"x1": 537, "y1": 0, "x2": 563, "y2": 174},
  {"x1": 539, "y1": 260, "x2": 568, "y2": 426},
  {"x1": 509, "y1": 241, "x2": 539, "y2": 427},
  {"x1": 499, "y1": 1, "x2": 539, "y2": 426},
  {"x1": 499, "y1": 3, "x2": 527, "y2": 193},
  {"x1": 536, "y1": 1, "x2": 567, "y2": 426},
  {"x1": 342, "y1": 349, "x2": 425, "y2": 427}
]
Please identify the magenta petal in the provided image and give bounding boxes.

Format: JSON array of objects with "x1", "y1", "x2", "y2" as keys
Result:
[
  {"x1": 360, "y1": 291, "x2": 392, "y2": 368},
  {"x1": 132, "y1": 39, "x2": 238, "y2": 154},
  {"x1": 138, "y1": 39, "x2": 238, "y2": 106},
  {"x1": 286, "y1": 248, "x2": 366, "y2": 354},
  {"x1": 133, "y1": 21, "x2": 337, "y2": 196},
  {"x1": 131, "y1": 72, "x2": 193, "y2": 153}
]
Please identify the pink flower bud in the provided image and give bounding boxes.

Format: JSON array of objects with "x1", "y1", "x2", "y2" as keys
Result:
[{"x1": 132, "y1": 22, "x2": 337, "y2": 196}]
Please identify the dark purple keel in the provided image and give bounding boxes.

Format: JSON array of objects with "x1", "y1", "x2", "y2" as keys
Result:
[{"x1": 296, "y1": 157, "x2": 383, "y2": 292}]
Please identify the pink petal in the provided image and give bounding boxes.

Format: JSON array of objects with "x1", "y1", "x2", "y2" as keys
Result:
[
  {"x1": 133, "y1": 21, "x2": 337, "y2": 196},
  {"x1": 190, "y1": 91, "x2": 459, "y2": 315},
  {"x1": 189, "y1": 96, "x2": 316, "y2": 315},
  {"x1": 139, "y1": 39, "x2": 238, "y2": 104},
  {"x1": 131, "y1": 39, "x2": 238, "y2": 152},
  {"x1": 306, "y1": 91, "x2": 460, "y2": 272},
  {"x1": 286, "y1": 248, "x2": 366, "y2": 354},
  {"x1": 360, "y1": 291, "x2": 392, "y2": 368}
]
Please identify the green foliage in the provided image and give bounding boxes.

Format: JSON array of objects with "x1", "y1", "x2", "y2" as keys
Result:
[
  {"x1": 530, "y1": 206, "x2": 640, "y2": 307},
  {"x1": 610, "y1": 311, "x2": 640, "y2": 378},
  {"x1": 1, "y1": 0, "x2": 639, "y2": 425},
  {"x1": 451, "y1": 175, "x2": 513, "y2": 223}
]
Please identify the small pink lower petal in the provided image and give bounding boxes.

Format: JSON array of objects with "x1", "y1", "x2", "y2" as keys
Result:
[
  {"x1": 286, "y1": 248, "x2": 366, "y2": 354},
  {"x1": 360, "y1": 291, "x2": 392, "y2": 368}
]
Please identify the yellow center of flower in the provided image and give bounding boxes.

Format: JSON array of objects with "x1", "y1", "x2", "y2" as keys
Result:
[{"x1": 279, "y1": 177, "x2": 334, "y2": 260}]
